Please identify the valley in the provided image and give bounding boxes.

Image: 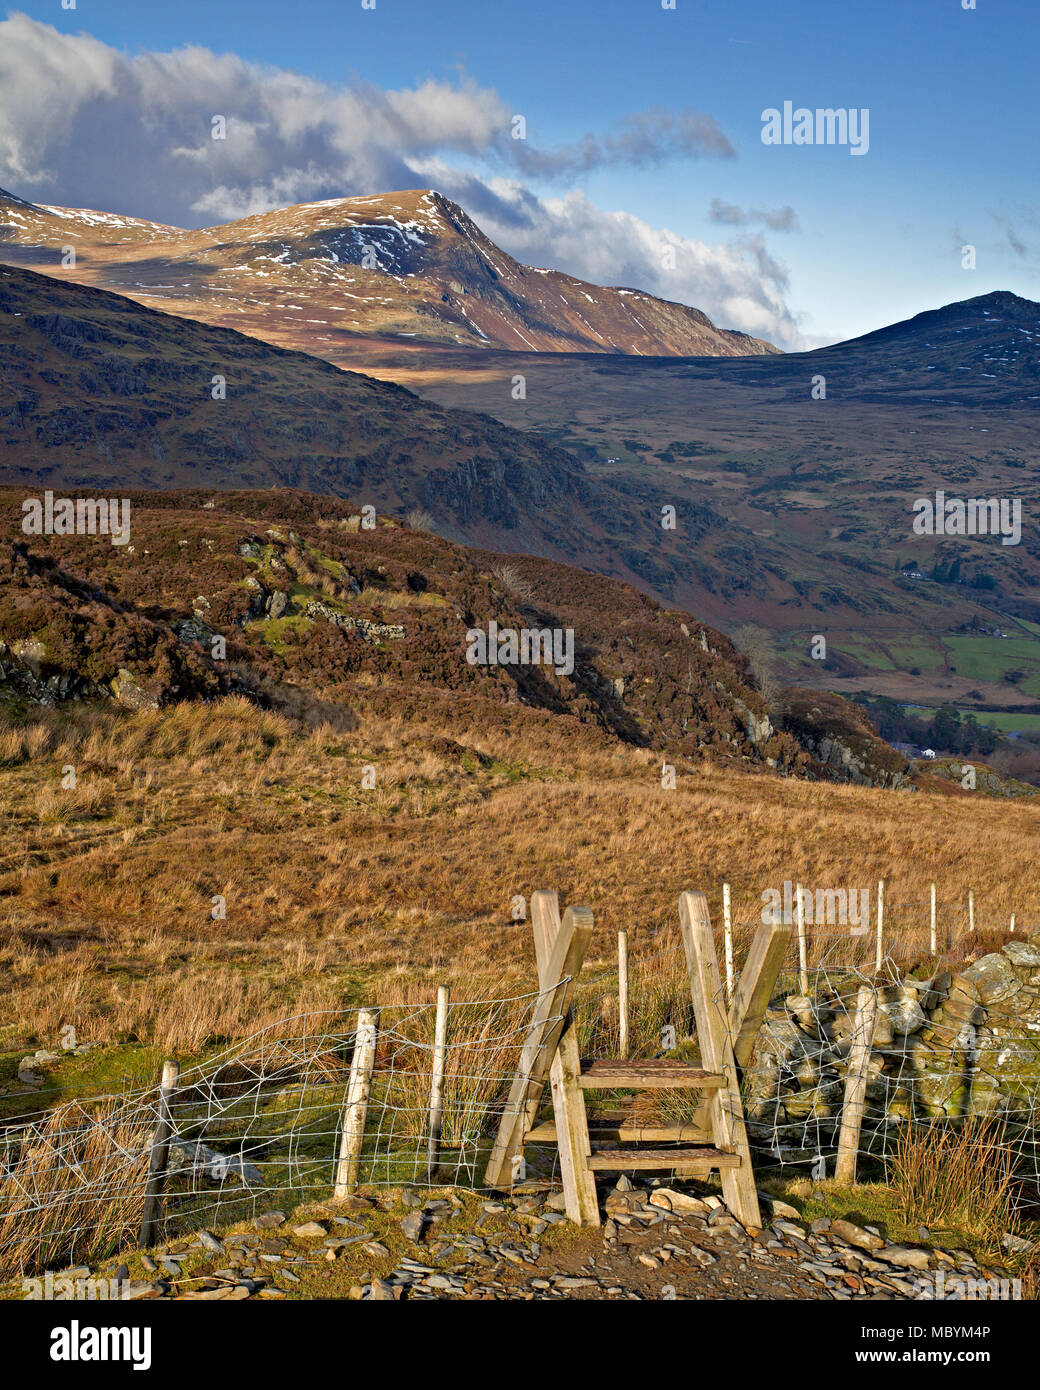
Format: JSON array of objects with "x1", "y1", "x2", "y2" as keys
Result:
[{"x1": 4, "y1": 185, "x2": 1036, "y2": 721}]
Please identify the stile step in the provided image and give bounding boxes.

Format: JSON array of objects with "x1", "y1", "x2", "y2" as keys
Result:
[
  {"x1": 526, "y1": 1118, "x2": 710, "y2": 1144},
  {"x1": 586, "y1": 1146, "x2": 740, "y2": 1172},
  {"x1": 578, "y1": 1059, "x2": 724, "y2": 1090}
]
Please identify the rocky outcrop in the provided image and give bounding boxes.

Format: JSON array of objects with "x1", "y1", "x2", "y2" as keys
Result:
[
  {"x1": 302, "y1": 600, "x2": 405, "y2": 642},
  {"x1": 782, "y1": 689, "x2": 913, "y2": 789}
]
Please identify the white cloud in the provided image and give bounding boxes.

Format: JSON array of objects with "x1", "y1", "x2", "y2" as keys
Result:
[
  {"x1": 0, "y1": 12, "x2": 803, "y2": 345},
  {"x1": 428, "y1": 179, "x2": 803, "y2": 346}
]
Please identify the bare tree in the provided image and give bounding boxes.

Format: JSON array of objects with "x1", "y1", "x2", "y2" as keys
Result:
[
  {"x1": 490, "y1": 563, "x2": 537, "y2": 605},
  {"x1": 734, "y1": 622, "x2": 787, "y2": 719}
]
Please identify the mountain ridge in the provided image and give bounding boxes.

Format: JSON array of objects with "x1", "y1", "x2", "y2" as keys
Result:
[{"x1": 0, "y1": 185, "x2": 778, "y2": 357}]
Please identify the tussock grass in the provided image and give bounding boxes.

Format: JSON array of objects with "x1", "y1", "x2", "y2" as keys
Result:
[
  {"x1": 1, "y1": 694, "x2": 1038, "y2": 1059},
  {"x1": 0, "y1": 1099, "x2": 151, "y2": 1279},
  {"x1": 891, "y1": 1119, "x2": 1018, "y2": 1250}
]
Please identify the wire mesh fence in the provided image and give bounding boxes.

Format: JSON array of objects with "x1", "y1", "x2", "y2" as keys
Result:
[
  {"x1": 1, "y1": 888, "x2": 1037, "y2": 1279},
  {"x1": 0, "y1": 987, "x2": 559, "y2": 1279}
]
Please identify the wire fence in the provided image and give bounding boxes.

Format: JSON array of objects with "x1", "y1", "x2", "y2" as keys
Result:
[
  {"x1": 1, "y1": 889, "x2": 1037, "y2": 1279},
  {"x1": 744, "y1": 939, "x2": 1040, "y2": 1187},
  {"x1": 0, "y1": 986, "x2": 560, "y2": 1278}
]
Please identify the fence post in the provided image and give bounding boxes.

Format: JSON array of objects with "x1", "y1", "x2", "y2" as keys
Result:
[
  {"x1": 968, "y1": 888, "x2": 975, "y2": 936},
  {"x1": 139, "y1": 1059, "x2": 180, "y2": 1250},
  {"x1": 722, "y1": 883, "x2": 734, "y2": 1003},
  {"x1": 795, "y1": 882, "x2": 808, "y2": 995},
  {"x1": 426, "y1": 987, "x2": 449, "y2": 1182},
  {"x1": 835, "y1": 986, "x2": 878, "y2": 1185},
  {"x1": 617, "y1": 930, "x2": 629, "y2": 1059},
  {"x1": 1010, "y1": 913, "x2": 1016, "y2": 935},
  {"x1": 930, "y1": 881, "x2": 937, "y2": 956},
  {"x1": 875, "y1": 879, "x2": 885, "y2": 974},
  {"x1": 334, "y1": 1008, "x2": 379, "y2": 1198}
]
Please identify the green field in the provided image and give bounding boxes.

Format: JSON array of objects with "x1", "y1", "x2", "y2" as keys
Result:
[
  {"x1": 945, "y1": 636, "x2": 1040, "y2": 695},
  {"x1": 907, "y1": 705, "x2": 1040, "y2": 734},
  {"x1": 879, "y1": 639, "x2": 944, "y2": 672}
]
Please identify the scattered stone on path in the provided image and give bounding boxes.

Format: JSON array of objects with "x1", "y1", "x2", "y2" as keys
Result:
[
  {"x1": 830, "y1": 1219, "x2": 885, "y2": 1252},
  {"x1": 293, "y1": 1221, "x2": 329, "y2": 1239},
  {"x1": 402, "y1": 1211, "x2": 427, "y2": 1243}
]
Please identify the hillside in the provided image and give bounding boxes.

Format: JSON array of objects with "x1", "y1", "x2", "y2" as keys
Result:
[
  {"x1": 0, "y1": 491, "x2": 1037, "y2": 1049},
  {"x1": 0, "y1": 262, "x2": 677, "y2": 579},
  {"x1": 4, "y1": 260, "x2": 1038, "y2": 726},
  {"x1": 0, "y1": 262, "x2": 813, "y2": 627},
  {"x1": 0, "y1": 187, "x2": 777, "y2": 357},
  {"x1": 388, "y1": 290, "x2": 1040, "y2": 710},
  {"x1": 0, "y1": 484, "x2": 810, "y2": 772}
]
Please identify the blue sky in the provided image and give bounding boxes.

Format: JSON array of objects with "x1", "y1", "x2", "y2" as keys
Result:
[{"x1": 2, "y1": 0, "x2": 1037, "y2": 345}]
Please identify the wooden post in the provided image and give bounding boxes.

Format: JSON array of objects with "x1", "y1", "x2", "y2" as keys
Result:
[
  {"x1": 139, "y1": 1059, "x2": 179, "y2": 1249},
  {"x1": 679, "y1": 892, "x2": 761, "y2": 1231},
  {"x1": 484, "y1": 901, "x2": 594, "y2": 1194},
  {"x1": 795, "y1": 882, "x2": 808, "y2": 995},
  {"x1": 969, "y1": 888, "x2": 975, "y2": 936},
  {"x1": 1010, "y1": 913, "x2": 1016, "y2": 935},
  {"x1": 529, "y1": 894, "x2": 599, "y2": 1227},
  {"x1": 835, "y1": 986, "x2": 878, "y2": 1185},
  {"x1": 334, "y1": 1008, "x2": 379, "y2": 1197},
  {"x1": 930, "y1": 881, "x2": 937, "y2": 956},
  {"x1": 722, "y1": 883, "x2": 734, "y2": 1003},
  {"x1": 875, "y1": 879, "x2": 885, "y2": 974},
  {"x1": 426, "y1": 986, "x2": 449, "y2": 1182},
  {"x1": 728, "y1": 920, "x2": 793, "y2": 1070},
  {"x1": 617, "y1": 930, "x2": 630, "y2": 1060}
]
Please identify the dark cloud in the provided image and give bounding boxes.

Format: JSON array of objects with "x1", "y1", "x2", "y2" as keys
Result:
[{"x1": 709, "y1": 198, "x2": 799, "y2": 232}]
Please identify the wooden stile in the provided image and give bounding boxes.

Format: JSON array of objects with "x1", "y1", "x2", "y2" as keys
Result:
[
  {"x1": 483, "y1": 901, "x2": 593, "y2": 1194},
  {"x1": 487, "y1": 888, "x2": 787, "y2": 1231},
  {"x1": 679, "y1": 891, "x2": 762, "y2": 1230},
  {"x1": 531, "y1": 892, "x2": 600, "y2": 1227},
  {"x1": 728, "y1": 918, "x2": 792, "y2": 1070}
]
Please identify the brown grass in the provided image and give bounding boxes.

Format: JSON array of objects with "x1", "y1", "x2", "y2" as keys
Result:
[
  {"x1": 0, "y1": 1099, "x2": 151, "y2": 1278},
  {"x1": 1, "y1": 694, "x2": 1038, "y2": 1063},
  {"x1": 890, "y1": 1119, "x2": 1019, "y2": 1253}
]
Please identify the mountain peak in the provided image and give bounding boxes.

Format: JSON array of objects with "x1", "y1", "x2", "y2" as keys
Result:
[
  {"x1": 0, "y1": 186, "x2": 39, "y2": 209},
  {"x1": 0, "y1": 187, "x2": 778, "y2": 358}
]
